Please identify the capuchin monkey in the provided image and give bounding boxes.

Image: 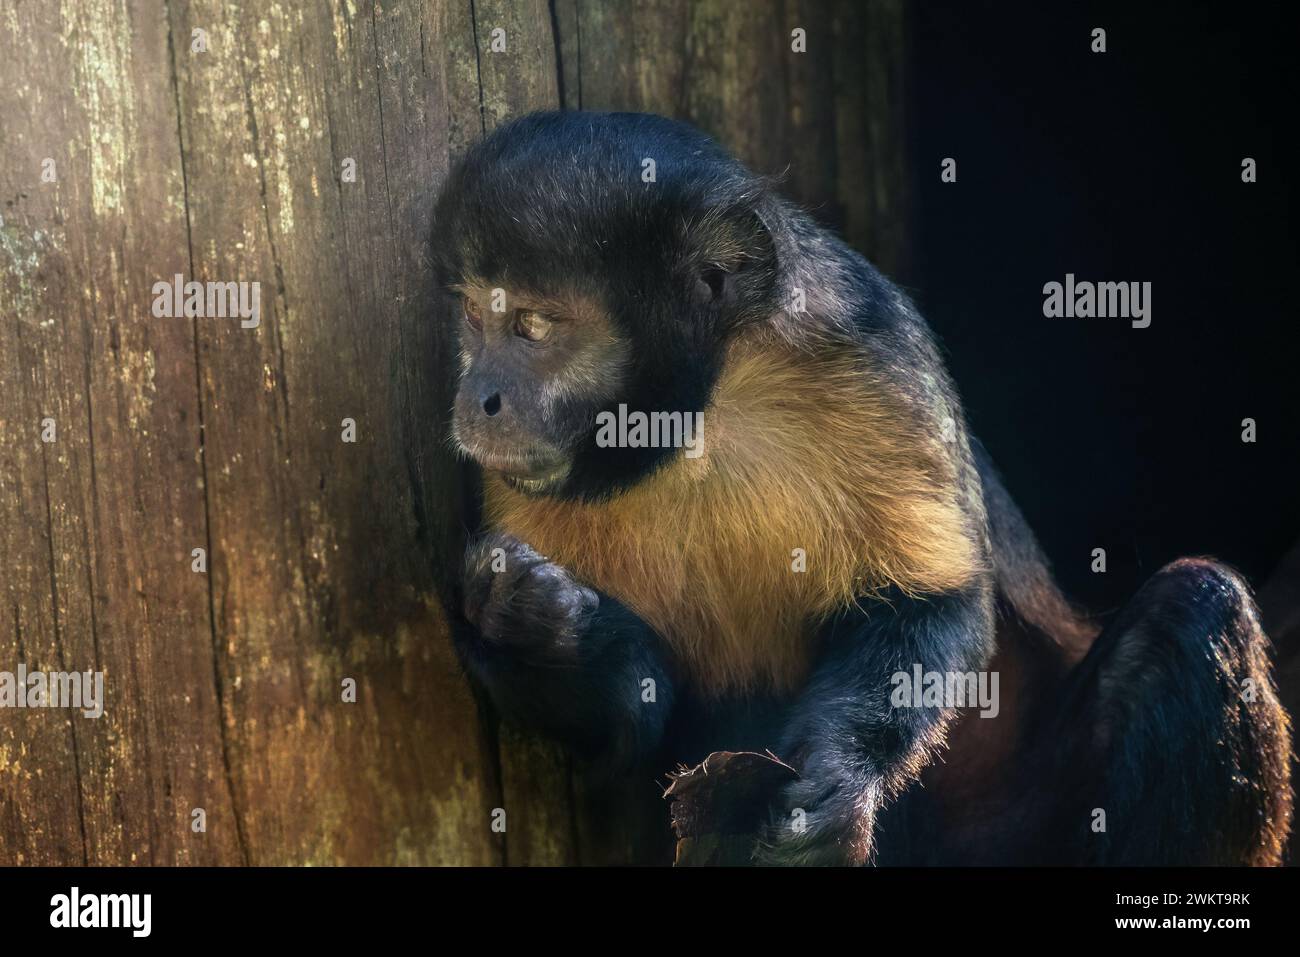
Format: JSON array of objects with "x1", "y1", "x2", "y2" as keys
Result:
[{"x1": 432, "y1": 111, "x2": 1292, "y2": 866}]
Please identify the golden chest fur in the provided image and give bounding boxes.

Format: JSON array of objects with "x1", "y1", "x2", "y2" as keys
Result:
[{"x1": 484, "y1": 330, "x2": 979, "y2": 696}]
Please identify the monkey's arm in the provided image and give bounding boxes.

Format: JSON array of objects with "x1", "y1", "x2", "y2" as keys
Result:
[
  {"x1": 760, "y1": 585, "x2": 993, "y2": 865},
  {"x1": 454, "y1": 531, "x2": 675, "y2": 769}
]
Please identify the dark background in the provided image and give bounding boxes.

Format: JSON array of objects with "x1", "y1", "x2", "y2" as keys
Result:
[{"x1": 906, "y1": 1, "x2": 1300, "y2": 612}]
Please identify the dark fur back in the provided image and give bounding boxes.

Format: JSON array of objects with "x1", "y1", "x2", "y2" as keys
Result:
[{"x1": 972, "y1": 439, "x2": 1097, "y2": 662}]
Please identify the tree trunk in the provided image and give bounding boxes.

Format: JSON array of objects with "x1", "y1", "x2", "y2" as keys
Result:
[{"x1": 0, "y1": 0, "x2": 906, "y2": 866}]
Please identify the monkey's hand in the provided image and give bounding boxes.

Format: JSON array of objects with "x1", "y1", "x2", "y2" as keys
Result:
[
  {"x1": 455, "y1": 531, "x2": 674, "y2": 768},
  {"x1": 462, "y1": 531, "x2": 597, "y2": 660},
  {"x1": 754, "y1": 744, "x2": 877, "y2": 866}
]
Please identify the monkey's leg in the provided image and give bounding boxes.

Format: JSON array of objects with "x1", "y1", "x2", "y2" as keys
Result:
[
  {"x1": 757, "y1": 585, "x2": 995, "y2": 865},
  {"x1": 453, "y1": 531, "x2": 675, "y2": 769},
  {"x1": 1047, "y1": 558, "x2": 1292, "y2": 865}
]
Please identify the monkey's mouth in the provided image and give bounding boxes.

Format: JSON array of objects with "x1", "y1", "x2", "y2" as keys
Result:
[
  {"x1": 468, "y1": 451, "x2": 570, "y2": 495},
  {"x1": 496, "y1": 462, "x2": 570, "y2": 495},
  {"x1": 451, "y1": 430, "x2": 567, "y2": 490}
]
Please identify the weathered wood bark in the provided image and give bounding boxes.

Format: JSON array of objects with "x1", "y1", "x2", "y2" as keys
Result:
[{"x1": 0, "y1": 0, "x2": 906, "y2": 865}]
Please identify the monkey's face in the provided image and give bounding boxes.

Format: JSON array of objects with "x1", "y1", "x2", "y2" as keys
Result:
[
  {"x1": 434, "y1": 111, "x2": 780, "y2": 498},
  {"x1": 450, "y1": 281, "x2": 630, "y2": 495}
]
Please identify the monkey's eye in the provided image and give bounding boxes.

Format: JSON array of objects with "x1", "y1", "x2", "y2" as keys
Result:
[
  {"x1": 514, "y1": 310, "x2": 553, "y2": 342},
  {"x1": 462, "y1": 296, "x2": 483, "y2": 331}
]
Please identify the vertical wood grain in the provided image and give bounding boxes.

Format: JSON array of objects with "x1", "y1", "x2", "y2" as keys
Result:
[{"x1": 0, "y1": 0, "x2": 907, "y2": 865}]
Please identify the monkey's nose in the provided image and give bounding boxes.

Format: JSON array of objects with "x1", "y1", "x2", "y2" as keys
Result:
[{"x1": 482, "y1": 392, "x2": 502, "y2": 417}]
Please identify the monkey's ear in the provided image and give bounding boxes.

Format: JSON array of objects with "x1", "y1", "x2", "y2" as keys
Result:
[
  {"x1": 687, "y1": 201, "x2": 777, "y2": 309},
  {"x1": 695, "y1": 267, "x2": 728, "y2": 303}
]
